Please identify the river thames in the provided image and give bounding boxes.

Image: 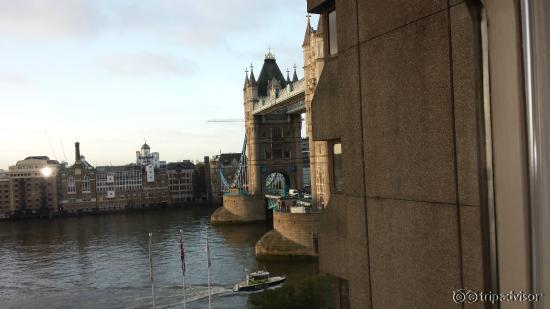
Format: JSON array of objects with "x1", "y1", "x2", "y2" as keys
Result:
[{"x1": 0, "y1": 206, "x2": 318, "y2": 308}]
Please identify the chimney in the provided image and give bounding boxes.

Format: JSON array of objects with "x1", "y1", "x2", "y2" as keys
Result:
[{"x1": 75, "y1": 142, "x2": 81, "y2": 162}]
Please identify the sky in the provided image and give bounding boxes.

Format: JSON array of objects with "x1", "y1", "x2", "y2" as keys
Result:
[{"x1": 0, "y1": 0, "x2": 312, "y2": 169}]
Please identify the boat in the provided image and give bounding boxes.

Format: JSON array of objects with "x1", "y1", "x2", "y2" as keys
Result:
[{"x1": 233, "y1": 270, "x2": 286, "y2": 292}]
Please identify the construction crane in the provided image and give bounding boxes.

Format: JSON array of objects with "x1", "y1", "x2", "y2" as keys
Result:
[{"x1": 207, "y1": 119, "x2": 244, "y2": 123}]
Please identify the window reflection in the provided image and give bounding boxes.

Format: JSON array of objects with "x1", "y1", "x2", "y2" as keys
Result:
[
  {"x1": 328, "y1": 10, "x2": 338, "y2": 56},
  {"x1": 332, "y1": 142, "x2": 343, "y2": 192}
]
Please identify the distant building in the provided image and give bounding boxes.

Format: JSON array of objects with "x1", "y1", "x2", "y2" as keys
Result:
[
  {"x1": 8, "y1": 156, "x2": 60, "y2": 216},
  {"x1": 142, "y1": 164, "x2": 170, "y2": 207},
  {"x1": 167, "y1": 161, "x2": 195, "y2": 203},
  {"x1": 193, "y1": 158, "x2": 209, "y2": 202},
  {"x1": 0, "y1": 174, "x2": 10, "y2": 218},
  {"x1": 136, "y1": 142, "x2": 166, "y2": 169},
  {"x1": 208, "y1": 153, "x2": 241, "y2": 203},
  {"x1": 60, "y1": 142, "x2": 97, "y2": 214},
  {"x1": 95, "y1": 163, "x2": 169, "y2": 211}
]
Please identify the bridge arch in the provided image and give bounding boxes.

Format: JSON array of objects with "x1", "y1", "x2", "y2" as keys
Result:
[{"x1": 265, "y1": 171, "x2": 290, "y2": 196}]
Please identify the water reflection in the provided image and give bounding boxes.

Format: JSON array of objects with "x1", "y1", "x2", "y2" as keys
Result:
[{"x1": 0, "y1": 206, "x2": 318, "y2": 308}]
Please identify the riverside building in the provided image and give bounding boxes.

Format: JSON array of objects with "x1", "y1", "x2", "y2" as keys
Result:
[
  {"x1": 8, "y1": 156, "x2": 60, "y2": 217},
  {"x1": 60, "y1": 142, "x2": 97, "y2": 214},
  {"x1": 0, "y1": 175, "x2": 11, "y2": 219},
  {"x1": 136, "y1": 142, "x2": 166, "y2": 169},
  {"x1": 95, "y1": 164, "x2": 169, "y2": 211},
  {"x1": 167, "y1": 161, "x2": 195, "y2": 203}
]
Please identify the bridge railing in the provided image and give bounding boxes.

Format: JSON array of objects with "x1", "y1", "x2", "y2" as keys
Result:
[
  {"x1": 253, "y1": 79, "x2": 305, "y2": 114},
  {"x1": 267, "y1": 196, "x2": 320, "y2": 214}
]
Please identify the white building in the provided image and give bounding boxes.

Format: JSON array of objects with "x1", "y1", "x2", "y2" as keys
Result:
[{"x1": 136, "y1": 142, "x2": 165, "y2": 169}]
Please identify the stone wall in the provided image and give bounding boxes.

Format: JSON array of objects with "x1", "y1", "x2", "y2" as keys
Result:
[
  {"x1": 210, "y1": 194, "x2": 266, "y2": 224},
  {"x1": 307, "y1": 0, "x2": 488, "y2": 307},
  {"x1": 255, "y1": 211, "x2": 320, "y2": 259}
]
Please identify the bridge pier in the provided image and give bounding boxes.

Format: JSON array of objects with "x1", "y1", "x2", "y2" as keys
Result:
[
  {"x1": 210, "y1": 194, "x2": 266, "y2": 225},
  {"x1": 255, "y1": 210, "x2": 320, "y2": 260}
]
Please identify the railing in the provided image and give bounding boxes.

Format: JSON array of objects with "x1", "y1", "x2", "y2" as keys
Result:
[
  {"x1": 266, "y1": 195, "x2": 320, "y2": 214},
  {"x1": 253, "y1": 79, "x2": 305, "y2": 114},
  {"x1": 273, "y1": 205, "x2": 320, "y2": 214}
]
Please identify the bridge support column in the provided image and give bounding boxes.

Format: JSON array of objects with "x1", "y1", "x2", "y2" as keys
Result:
[
  {"x1": 210, "y1": 194, "x2": 266, "y2": 225},
  {"x1": 255, "y1": 211, "x2": 320, "y2": 260}
]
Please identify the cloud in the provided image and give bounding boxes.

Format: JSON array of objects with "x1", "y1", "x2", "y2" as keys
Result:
[
  {"x1": 0, "y1": 0, "x2": 101, "y2": 39},
  {"x1": 0, "y1": 0, "x2": 306, "y2": 49},
  {"x1": 99, "y1": 52, "x2": 193, "y2": 77}
]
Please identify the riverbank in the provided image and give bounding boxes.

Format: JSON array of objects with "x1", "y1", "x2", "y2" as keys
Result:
[{"x1": 0, "y1": 201, "x2": 221, "y2": 221}]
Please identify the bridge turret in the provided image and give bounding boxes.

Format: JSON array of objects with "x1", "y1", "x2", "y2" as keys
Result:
[
  {"x1": 243, "y1": 68, "x2": 249, "y2": 90},
  {"x1": 303, "y1": 14, "x2": 329, "y2": 209},
  {"x1": 286, "y1": 68, "x2": 291, "y2": 84}
]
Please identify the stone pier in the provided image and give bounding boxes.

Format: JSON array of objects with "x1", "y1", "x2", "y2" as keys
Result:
[
  {"x1": 210, "y1": 194, "x2": 266, "y2": 224},
  {"x1": 255, "y1": 211, "x2": 320, "y2": 260}
]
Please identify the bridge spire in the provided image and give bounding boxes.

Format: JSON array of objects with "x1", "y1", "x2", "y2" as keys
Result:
[
  {"x1": 292, "y1": 64, "x2": 299, "y2": 83},
  {"x1": 265, "y1": 47, "x2": 275, "y2": 60},
  {"x1": 286, "y1": 68, "x2": 291, "y2": 83},
  {"x1": 244, "y1": 68, "x2": 249, "y2": 88},
  {"x1": 249, "y1": 63, "x2": 257, "y2": 86},
  {"x1": 302, "y1": 14, "x2": 313, "y2": 47}
]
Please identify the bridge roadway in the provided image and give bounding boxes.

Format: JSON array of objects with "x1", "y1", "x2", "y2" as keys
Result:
[{"x1": 252, "y1": 79, "x2": 305, "y2": 116}]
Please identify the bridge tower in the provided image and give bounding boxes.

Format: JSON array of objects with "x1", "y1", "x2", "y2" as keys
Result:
[
  {"x1": 303, "y1": 16, "x2": 330, "y2": 208},
  {"x1": 243, "y1": 51, "x2": 304, "y2": 195}
]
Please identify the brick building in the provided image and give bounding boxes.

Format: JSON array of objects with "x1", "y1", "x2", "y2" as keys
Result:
[
  {"x1": 95, "y1": 164, "x2": 169, "y2": 211},
  {"x1": 0, "y1": 176, "x2": 11, "y2": 219},
  {"x1": 167, "y1": 161, "x2": 195, "y2": 203},
  {"x1": 8, "y1": 156, "x2": 60, "y2": 217},
  {"x1": 60, "y1": 142, "x2": 97, "y2": 214}
]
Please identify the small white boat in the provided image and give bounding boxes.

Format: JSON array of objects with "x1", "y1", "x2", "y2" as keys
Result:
[{"x1": 233, "y1": 270, "x2": 286, "y2": 292}]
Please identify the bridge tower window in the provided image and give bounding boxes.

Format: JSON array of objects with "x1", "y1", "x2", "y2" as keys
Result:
[
  {"x1": 283, "y1": 150, "x2": 291, "y2": 159},
  {"x1": 328, "y1": 9, "x2": 338, "y2": 56},
  {"x1": 271, "y1": 127, "x2": 282, "y2": 139},
  {"x1": 331, "y1": 141, "x2": 344, "y2": 193},
  {"x1": 273, "y1": 146, "x2": 283, "y2": 159}
]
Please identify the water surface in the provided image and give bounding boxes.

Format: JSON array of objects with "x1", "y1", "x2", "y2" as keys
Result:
[{"x1": 0, "y1": 206, "x2": 317, "y2": 308}]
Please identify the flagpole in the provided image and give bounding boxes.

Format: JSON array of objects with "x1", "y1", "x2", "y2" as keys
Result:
[
  {"x1": 206, "y1": 225, "x2": 211, "y2": 309},
  {"x1": 148, "y1": 232, "x2": 156, "y2": 309},
  {"x1": 180, "y1": 229, "x2": 186, "y2": 309}
]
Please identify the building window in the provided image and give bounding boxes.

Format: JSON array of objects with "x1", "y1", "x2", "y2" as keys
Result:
[
  {"x1": 328, "y1": 10, "x2": 338, "y2": 56},
  {"x1": 67, "y1": 176, "x2": 76, "y2": 194},
  {"x1": 283, "y1": 150, "x2": 291, "y2": 159},
  {"x1": 339, "y1": 278, "x2": 350, "y2": 309},
  {"x1": 82, "y1": 176, "x2": 90, "y2": 193},
  {"x1": 273, "y1": 146, "x2": 282, "y2": 159},
  {"x1": 332, "y1": 142, "x2": 343, "y2": 193},
  {"x1": 271, "y1": 127, "x2": 282, "y2": 139}
]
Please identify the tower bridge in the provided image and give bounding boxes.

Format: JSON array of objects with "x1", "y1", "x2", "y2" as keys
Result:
[
  {"x1": 211, "y1": 17, "x2": 328, "y2": 259},
  {"x1": 252, "y1": 78, "x2": 306, "y2": 116}
]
